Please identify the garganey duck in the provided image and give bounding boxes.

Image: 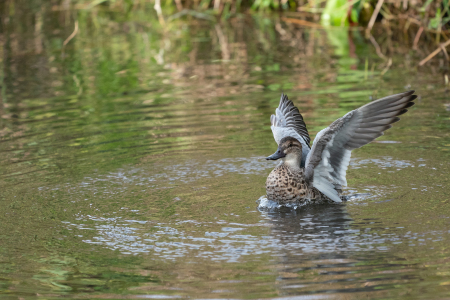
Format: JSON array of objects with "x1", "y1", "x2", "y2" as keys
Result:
[{"x1": 265, "y1": 91, "x2": 417, "y2": 205}]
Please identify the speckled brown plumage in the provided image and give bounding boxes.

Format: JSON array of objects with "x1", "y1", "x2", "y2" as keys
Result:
[
  {"x1": 265, "y1": 163, "x2": 329, "y2": 205},
  {"x1": 266, "y1": 91, "x2": 416, "y2": 204}
]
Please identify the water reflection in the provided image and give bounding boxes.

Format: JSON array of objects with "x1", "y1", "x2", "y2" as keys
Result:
[
  {"x1": 264, "y1": 205, "x2": 416, "y2": 296},
  {"x1": 265, "y1": 205, "x2": 361, "y2": 295},
  {"x1": 265, "y1": 204, "x2": 355, "y2": 255}
]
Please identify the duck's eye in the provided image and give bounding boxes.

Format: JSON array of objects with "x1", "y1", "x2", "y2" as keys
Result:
[{"x1": 289, "y1": 143, "x2": 292, "y2": 147}]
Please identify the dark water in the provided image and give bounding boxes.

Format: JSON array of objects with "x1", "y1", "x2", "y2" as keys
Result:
[{"x1": 1, "y1": 6, "x2": 450, "y2": 300}]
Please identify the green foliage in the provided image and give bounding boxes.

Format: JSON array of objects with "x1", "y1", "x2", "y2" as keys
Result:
[
  {"x1": 321, "y1": 0, "x2": 369, "y2": 26},
  {"x1": 419, "y1": 0, "x2": 434, "y2": 12},
  {"x1": 321, "y1": 0, "x2": 349, "y2": 26},
  {"x1": 251, "y1": 0, "x2": 279, "y2": 11},
  {"x1": 350, "y1": 0, "x2": 367, "y2": 23},
  {"x1": 428, "y1": 4, "x2": 450, "y2": 30},
  {"x1": 2, "y1": 0, "x2": 445, "y2": 29}
]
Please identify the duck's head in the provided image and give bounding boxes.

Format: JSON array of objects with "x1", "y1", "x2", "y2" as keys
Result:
[{"x1": 266, "y1": 137, "x2": 303, "y2": 166}]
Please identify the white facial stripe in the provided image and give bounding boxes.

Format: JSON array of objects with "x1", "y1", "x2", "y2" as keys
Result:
[{"x1": 283, "y1": 152, "x2": 301, "y2": 170}]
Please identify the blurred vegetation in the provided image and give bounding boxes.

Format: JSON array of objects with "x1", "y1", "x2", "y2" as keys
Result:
[{"x1": 1, "y1": 0, "x2": 449, "y2": 29}]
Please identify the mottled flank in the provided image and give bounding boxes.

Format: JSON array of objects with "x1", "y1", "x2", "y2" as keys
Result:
[{"x1": 265, "y1": 163, "x2": 333, "y2": 204}]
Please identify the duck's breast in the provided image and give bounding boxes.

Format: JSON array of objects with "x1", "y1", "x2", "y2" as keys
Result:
[{"x1": 265, "y1": 165, "x2": 308, "y2": 203}]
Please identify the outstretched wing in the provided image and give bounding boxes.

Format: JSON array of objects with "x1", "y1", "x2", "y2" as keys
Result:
[
  {"x1": 304, "y1": 90, "x2": 417, "y2": 202},
  {"x1": 271, "y1": 94, "x2": 311, "y2": 166}
]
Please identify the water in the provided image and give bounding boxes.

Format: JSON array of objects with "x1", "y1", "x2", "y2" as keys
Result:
[{"x1": 1, "y1": 6, "x2": 450, "y2": 300}]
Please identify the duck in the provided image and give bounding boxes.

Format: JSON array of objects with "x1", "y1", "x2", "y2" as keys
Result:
[{"x1": 265, "y1": 90, "x2": 417, "y2": 205}]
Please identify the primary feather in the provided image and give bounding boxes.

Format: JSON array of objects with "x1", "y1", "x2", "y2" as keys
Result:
[
  {"x1": 270, "y1": 94, "x2": 311, "y2": 167},
  {"x1": 304, "y1": 90, "x2": 416, "y2": 202}
]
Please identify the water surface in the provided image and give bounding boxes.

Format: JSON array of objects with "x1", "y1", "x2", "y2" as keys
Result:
[{"x1": 1, "y1": 6, "x2": 450, "y2": 300}]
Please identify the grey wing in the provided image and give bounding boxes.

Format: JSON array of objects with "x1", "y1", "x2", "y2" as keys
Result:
[
  {"x1": 304, "y1": 90, "x2": 417, "y2": 202},
  {"x1": 270, "y1": 94, "x2": 311, "y2": 166}
]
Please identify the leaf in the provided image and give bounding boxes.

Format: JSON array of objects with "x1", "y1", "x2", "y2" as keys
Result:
[
  {"x1": 420, "y1": 0, "x2": 434, "y2": 12},
  {"x1": 429, "y1": 8, "x2": 441, "y2": 29},
  {"x1": 321, "y1": 0, "x2": 350, "y2": 26},
  {"x1": 351, "y1": 7, "x2": 359, "y2": 23}
]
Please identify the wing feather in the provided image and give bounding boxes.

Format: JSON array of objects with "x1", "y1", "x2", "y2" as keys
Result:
[
  {"x1": 305, "y1": 90, "x2": 416, "y2": 202},
  {"x1": 271, "y1": 94, "x2": 310, "y2": 145},
  {"x1": 270, "y1": 93, "x2": 311, "y2": 167}
]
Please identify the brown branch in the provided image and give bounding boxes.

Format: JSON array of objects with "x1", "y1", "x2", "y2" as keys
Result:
[
  {"x1": 366, "y1": 0, "x2": 384, "y2": 36},
  {"x1": 281, "y1": 17, "x2": 323, "y2": 28},
  {"x1": 419, "y1": 39, "x2": 450, "y2": 66},
  {"x1": 413, "y1": 27, "x2": 423, "y2": 50},
  {"x1": 63, "y1": 20, "x2": 78, "y2": 47},
  {"x1": 381, "y1": 58, "x2": 392, "y2": 76},
  {"x1": 369, "y1": 35, "x2": 386, "y2": 60}
]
